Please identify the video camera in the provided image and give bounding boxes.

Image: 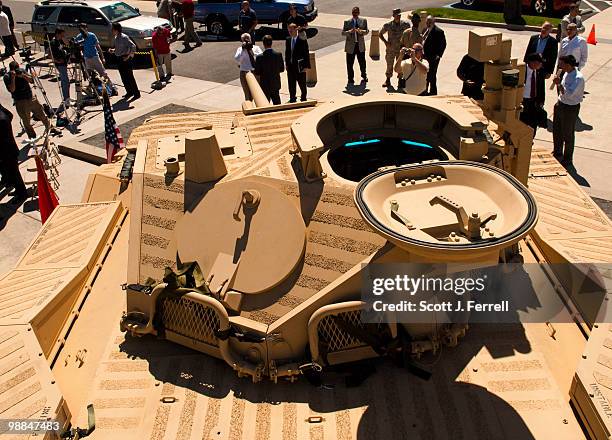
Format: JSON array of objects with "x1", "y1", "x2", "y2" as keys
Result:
[
  {"x1": 19, "y1": 46, "x2": 34, "y2": 64},
  {"x1": 68, "y1": 37, "x2": 84, "y2": 64},
  {"x1": 242, "y1": 42, "x2": 253, "y2": 51}
]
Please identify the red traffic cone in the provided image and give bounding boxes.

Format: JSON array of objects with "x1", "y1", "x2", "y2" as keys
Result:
[
  {"x1": 35, "y1": 155, "x2": 59, "y2": 224},
  {"x1": 587, "y1": 24, "x2": 597, "y2": 45}
]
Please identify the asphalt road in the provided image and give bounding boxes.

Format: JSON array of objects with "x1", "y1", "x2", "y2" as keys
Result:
[{"x1": 168, "y1": 25, "x2": 344, "y2": 83}]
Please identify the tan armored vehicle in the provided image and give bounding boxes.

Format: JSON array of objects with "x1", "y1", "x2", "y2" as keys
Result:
[{"x1": 1, "y1": 29, "x2": 611, "y2": 440}]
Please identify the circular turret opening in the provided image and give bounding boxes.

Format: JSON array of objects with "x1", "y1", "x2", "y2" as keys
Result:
[
  {"x1": 327, "y1": 137, "x2": 449, "y2": 182},
  {"x1": 354, "y1": 161, "x2": 538, "y2": 262}
]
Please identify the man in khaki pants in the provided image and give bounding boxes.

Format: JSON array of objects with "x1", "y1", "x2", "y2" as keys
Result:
[
  {"x1": 379, "y1": 8, "x2": 410, "y2": 88},
  {"x1": 3, "y1": 61, "x2": 49, "y2": 139}
]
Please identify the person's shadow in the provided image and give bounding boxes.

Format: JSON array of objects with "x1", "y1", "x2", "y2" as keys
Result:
[
  {"x1": 575, "y1": 116, "x2": 593, "y2": 132},
  {"x1": 343, "y1": 80, "x2": 370, "y2": 96},
  {"x1": 546, "y1": 116, "x2": 592, "y2": 133},
  {"x1": 565, "y1": 163, "x2": 590, "y2": 187},
  {"x1": 112, "y1": 99, "x2": 134, "y2": 112}
]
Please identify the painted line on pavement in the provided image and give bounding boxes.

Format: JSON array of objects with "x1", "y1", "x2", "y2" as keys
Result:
[{"x1": 582, "y1": 0, "x2": 602, "y2": 13}]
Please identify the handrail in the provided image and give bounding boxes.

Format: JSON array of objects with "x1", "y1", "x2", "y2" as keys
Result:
[{"x1": 307, "y1": 300, "x2": 368, "y2": 365}]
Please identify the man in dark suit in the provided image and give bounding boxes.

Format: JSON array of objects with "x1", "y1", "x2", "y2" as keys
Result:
[
  {"x1": 524, "y1": 22, "x2": 558, "y2": 83},
  {"x1": 255, "y1": 34, "x2": 284, "y2": 105},
  {"x1": 422, "y1": 15, "x2": 446, "y2": 95},
  {"x1": 520, "y1": 53, "x2": 547, "y2": 133},
  {"x1": 285, "y1": 23, "x2": 310, "y2": 102},
  {"x1": 456, "y1": 54, "x2": 484, "y2": 100},
  {"x1": 342, "y1": 6, "x2": 369, "y2": 84},
  {"x1": 0, "y1": 103, "x2": 27, "y2": 202}
]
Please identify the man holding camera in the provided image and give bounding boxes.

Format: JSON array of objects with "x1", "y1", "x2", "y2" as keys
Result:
[
  {"x1": 342, "y1": 7, "x2": 368, "y2": 85},
  {"x1": 50, "y1": 28, "x2": 70, "y2": 108},
  {"x1": 3, "y1": 61, "x2": 50, "y2": 139},
  {"x1": 234, "y1": 33, "x2": 262, "y2": 101},
  {"x1": 394, "y1": 43, "x2": 429, "y2": 96},
  {"x1": 111, "y1": 23, "x2": 139, "y2": 100},
  {"x1": 75, "y1": 23, "x2": 116, "y2": 94}
]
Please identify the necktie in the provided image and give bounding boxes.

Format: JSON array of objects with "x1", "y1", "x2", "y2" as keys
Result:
[
  {"x1": 353, "y1": 19, "x2": 358, "y2": 42},
  {"x1": 291, "y1": 37, "x2": 296, "y2": 51},
  {"x1": 531, "y1": 70, "x2": 536, "y2": 99}
]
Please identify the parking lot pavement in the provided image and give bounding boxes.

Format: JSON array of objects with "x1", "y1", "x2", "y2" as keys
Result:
[{"x1": 168, "y1": 25, "x2": 345, "y2": 83}]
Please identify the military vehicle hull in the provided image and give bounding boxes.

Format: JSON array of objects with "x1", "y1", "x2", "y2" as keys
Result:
[{"x1": 1, "y1": 29, "x2": 611, "y2": 440}]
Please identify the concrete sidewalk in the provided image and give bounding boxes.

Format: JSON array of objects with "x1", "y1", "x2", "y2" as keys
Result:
[{"x1": 2, "y1": 8, "x2": 611, "y2": 276}]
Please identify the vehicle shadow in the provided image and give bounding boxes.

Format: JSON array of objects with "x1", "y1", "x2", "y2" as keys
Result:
[{"x1": 118, "y1": 321, "x2": 536, "y2": 438}]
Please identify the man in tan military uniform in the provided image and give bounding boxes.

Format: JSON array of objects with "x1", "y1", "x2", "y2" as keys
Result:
[
  {"x1": 401, "y1": 12, "x2": 423, "y2": 50},
  {"x1": 380, "y1": 8, "x2": 410, "y2": 88}
]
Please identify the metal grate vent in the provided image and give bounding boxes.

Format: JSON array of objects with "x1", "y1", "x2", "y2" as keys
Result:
[
  {"x1": 160, "y1": 296, "x2": 220, "y2": 347},
  {"x1": 318, "y1": 311, "x2": 368, "y2": 352}
]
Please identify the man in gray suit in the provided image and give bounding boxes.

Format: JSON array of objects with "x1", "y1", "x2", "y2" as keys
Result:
[{"x1": 342, "y1": 6, "x2": 369, "y2": 84}]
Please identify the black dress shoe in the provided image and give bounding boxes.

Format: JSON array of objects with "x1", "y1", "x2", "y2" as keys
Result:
[
  {"x1": 123, "y1": 93, "x2": 133, "y2": 99},
  {"x1": 130, "y1": 93, "x2": 141, "y2": 101},
  {"x1": 362, "y1": 76, "x2": 368, "y2": 82}
]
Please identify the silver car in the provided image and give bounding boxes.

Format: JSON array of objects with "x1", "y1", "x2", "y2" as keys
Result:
[{"x1": 32, "y1": 0, "x2": 175, "y2": 50}]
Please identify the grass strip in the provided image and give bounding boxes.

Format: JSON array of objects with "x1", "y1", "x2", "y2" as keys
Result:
[{"x1": 423, "y1": 7, "x2": 560, "y2": 27}]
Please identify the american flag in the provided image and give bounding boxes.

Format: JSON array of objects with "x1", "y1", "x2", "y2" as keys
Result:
[{"x1": 103, "y1": 89, "x2": 124, "y2": 163}]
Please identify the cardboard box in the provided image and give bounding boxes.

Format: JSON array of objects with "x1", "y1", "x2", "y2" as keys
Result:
[
  {"x1": 485, "y1": 62, "x2": 513, "y2": 89},
  {"x1": 468, "y1": 28, "x2": 502, "y2": 62}
]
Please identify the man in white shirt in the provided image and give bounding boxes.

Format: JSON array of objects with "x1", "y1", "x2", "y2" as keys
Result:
[
  {"x1": 552, "y1": 55, "x2": 585, "y2": 167},
  {"x1": 394, "y1": 43, "x2": 429, "y2": 95},
  {"x1": 560, "y1": 4, "x2": 585, "y2": 39},
  {"x1": 559, "y1": 23, "x2": 588, "y2": 70},
  {"x1": 234, "y1": 33, "x2": 262, "y2": 101},
  {"x1": 0, "y1": 9, "x2": 14, "y2": 58}
]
